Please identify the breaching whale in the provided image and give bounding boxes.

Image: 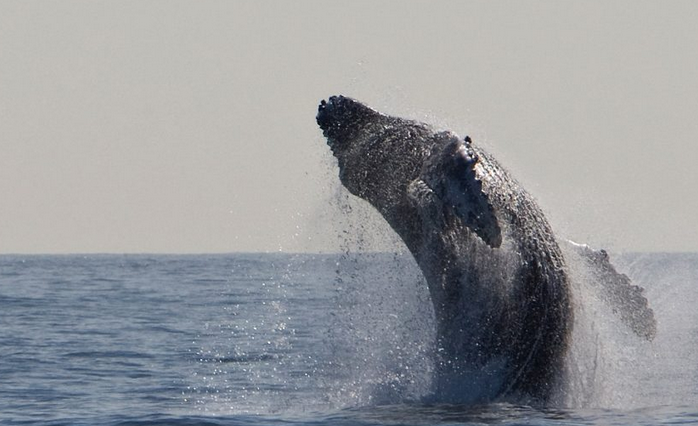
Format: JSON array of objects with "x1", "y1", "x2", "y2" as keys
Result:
[{"x1": 316, "y1": 95, "x2": 655, "y2": 404}]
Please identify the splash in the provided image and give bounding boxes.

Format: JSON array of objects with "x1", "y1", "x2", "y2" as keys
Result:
[
  {"x1": 558, "y1": 243, "x2": 652, "y2": 407},
  {"x1": 316, "y1": 182, "x2": 670, "y2": 409},
  {"x1": 323, "y1": 187, "x2": 436, "y2": 407},
  {"x1": 323, "y1": 219, "x2": 670, "y2": 409},
  {"x1": 562, "y1": 251, "x2": 698, "y2": 409}
]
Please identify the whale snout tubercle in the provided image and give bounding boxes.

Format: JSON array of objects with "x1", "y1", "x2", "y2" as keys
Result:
[
  {"x1": 316, "y1": 95, "x2": 376, "y2": 134},
  {"x1": 316, "y1": 97, "x2": 339, "y2": 132}
]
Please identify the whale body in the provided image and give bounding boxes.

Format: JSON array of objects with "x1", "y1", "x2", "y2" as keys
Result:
[{"x1": 316, "y1": 95, "x2": 655, "y2": 404}]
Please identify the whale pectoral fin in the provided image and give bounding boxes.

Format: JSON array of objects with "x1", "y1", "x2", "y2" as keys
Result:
[
  {"x1": 567, "y1": 241, "x2": 657, "y2": 340},
  {"x1": 436, "y1": 137, "x2": 502, "y2": 248},
  {"x1": 416, "y1": 134, "x2": 502, "y2": 248}
]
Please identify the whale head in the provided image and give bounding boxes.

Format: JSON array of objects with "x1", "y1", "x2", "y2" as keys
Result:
[
  {"x1": 317, "y1": 95, "x2": 501, "y2": 248},
  {"x1": 316, "y1": 95, "x2": 429, "y2": 206}
]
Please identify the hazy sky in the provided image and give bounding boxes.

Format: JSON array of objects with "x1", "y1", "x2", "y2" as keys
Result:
[{"x1": 1, "y1": 1, "x2": 697, "y2": 253}]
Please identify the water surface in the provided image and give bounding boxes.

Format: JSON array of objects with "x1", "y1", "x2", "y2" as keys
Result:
[{"x1": 1, "y1": 253, "x2": 697, "y2": 425}]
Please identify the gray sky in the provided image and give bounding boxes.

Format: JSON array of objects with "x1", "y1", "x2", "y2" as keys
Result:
[{"x1": 1, "y1": 1, "x2": 697, "y2": 254}]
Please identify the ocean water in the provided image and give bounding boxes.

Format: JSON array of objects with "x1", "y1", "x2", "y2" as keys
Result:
[{"x1": 2, "y1": 252, "x2": 698, "y2": 425}]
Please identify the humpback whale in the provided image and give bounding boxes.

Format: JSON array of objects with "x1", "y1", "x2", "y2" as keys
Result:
[{"x1": 316, "y1": 95, "x2": 655, "y2": 404}]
